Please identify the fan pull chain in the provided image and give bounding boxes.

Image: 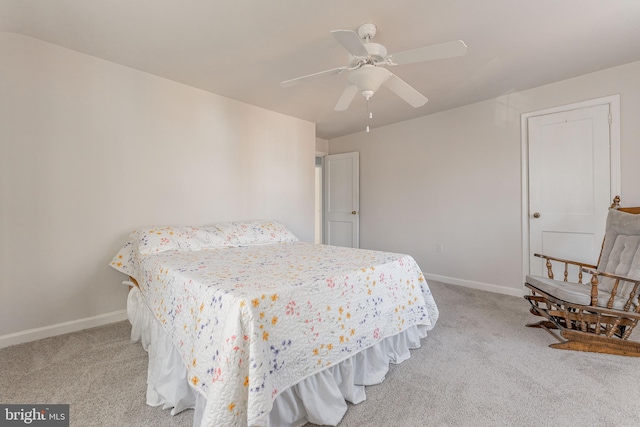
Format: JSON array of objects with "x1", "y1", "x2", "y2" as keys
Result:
[{"x1": 366, "y1": 99, "x2": 372, "y2": 133}]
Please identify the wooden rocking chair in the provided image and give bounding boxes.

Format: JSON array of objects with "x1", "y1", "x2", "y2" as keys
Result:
[{"x1": 525, "y1": 196, "x2": 640, "y2": 357}]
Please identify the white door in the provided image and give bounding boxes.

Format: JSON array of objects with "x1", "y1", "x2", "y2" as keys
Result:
[
  {"x1": 324, "y1": 152, "x2": 359, "y2": 248},
  {"x1": 528, "y1": 103, "x2": 611, "y2": 280}
]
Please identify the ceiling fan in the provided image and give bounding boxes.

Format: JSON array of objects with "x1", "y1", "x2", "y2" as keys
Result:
[{"x1": 281, "y1": 23, "x2": 467, "y2": 111}]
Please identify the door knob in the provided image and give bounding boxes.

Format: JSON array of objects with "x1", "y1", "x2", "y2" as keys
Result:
[
  {"x1": 533, "y1": 212, "x2": 541, "y2": 218},
  {"x1": 352, "y1": 211, "x2": 357, "y2": 215}
]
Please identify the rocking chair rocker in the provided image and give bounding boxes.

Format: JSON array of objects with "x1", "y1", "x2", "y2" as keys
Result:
[{"x1": 525, "y1": 196, "x2": 640, "y2": 357}]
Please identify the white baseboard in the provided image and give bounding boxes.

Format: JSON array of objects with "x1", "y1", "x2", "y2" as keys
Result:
[
  {"x1": 0, "y1": 310, "x2": 128, "y2": 349},
  {"x1": 423, "y1": 273, "x2": 526, "y2": 298},
  {"x1": 0, "y1": 278, "x2": 521, "y2": 349}
]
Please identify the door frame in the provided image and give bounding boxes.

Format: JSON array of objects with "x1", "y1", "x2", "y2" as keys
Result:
[{"x1": 520, "y1": 94, "x2": 621, "y2": 285}]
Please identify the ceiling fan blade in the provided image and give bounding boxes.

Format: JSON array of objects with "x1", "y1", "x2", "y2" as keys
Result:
[
  {"x1": 330, "y1": 30, "x2": 369, "y2": 57},
  {"x1": 281, "y1": 66, "x2": 348, "y2": 88},
  {"x1": 390, "y1": 40, "x2": 467, "y2": 65},
  {"x1": 334, "y1": 85, "x2": 359, "y2": 111},
  {"x1": 384, "y1": 73, "x2": 428, "y2": 107}
]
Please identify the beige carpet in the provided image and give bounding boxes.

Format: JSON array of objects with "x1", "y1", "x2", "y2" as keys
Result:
[{"x1": 2, "y1": 281, "x2": 640, "y2": 427}]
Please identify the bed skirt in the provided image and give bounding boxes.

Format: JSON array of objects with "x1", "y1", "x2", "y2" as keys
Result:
[{"x1": 127, "y1": 286, "x2": 428, "y2": 427}]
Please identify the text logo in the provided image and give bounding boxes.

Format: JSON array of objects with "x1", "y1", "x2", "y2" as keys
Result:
[{"x1": 0, "y1": 405, "x2": 69, "y2": 426}]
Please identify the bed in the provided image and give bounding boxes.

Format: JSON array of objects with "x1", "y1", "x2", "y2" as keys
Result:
[{"x1": 110, "y1": 220, "x2": 439, "y2": 427}]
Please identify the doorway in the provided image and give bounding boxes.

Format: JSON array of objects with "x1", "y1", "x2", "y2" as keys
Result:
[
  {"x1": 315, "y1": 156, "x2": 323, "y2": 244},
  {"x1": 521, "y1": 95, "x2": 620, "y2": 282}
]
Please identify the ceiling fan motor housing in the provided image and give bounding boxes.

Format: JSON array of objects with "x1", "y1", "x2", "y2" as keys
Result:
[{"x1": 349, "y1": 43, "x2": 388, "y2": 66}]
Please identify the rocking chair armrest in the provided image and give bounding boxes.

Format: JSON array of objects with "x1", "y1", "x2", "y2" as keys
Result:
[
  {"x1": 534, "y1": 253, "x2": 597, "y2": 282},
  {"x1": 533, "y1": 253, "x2": 597, "y2": 269},
  {"x1": 581, "y1": 267, "x2": 640, "y2": 310},
  {"x1": 581, "y1": 268, "x2": 640, "y2": 286}
]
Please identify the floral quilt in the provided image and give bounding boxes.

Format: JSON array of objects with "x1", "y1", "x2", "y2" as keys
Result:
[{"x1": 112, "y1": 241, "x2": 438, "y2": 426}]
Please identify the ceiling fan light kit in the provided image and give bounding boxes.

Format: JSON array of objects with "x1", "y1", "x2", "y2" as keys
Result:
[
  {"x1": 348, "y1": 65, "x2": 390, "y2": 100},
  {"x1": 281, "y1": 22, "x2": 467, "y2": 122}
]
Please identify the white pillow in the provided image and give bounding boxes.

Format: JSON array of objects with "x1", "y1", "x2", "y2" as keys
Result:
[
  {"x1": 109, "y1": 240, "x2": 138, "y2": 276},
  {"x1": 212, "y1": 220, "x2": 298, "y2": 246},
  {"x1": 130, "y1": 225, "x2": 229, "y2": 255}
]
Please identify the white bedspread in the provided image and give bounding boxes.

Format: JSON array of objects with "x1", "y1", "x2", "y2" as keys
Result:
[{"x1": 125, "y1": 242, "x2": 438, "y2": 426}]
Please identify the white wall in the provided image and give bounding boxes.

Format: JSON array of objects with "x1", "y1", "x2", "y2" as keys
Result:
[
  {"x1": 0, "y1": 33, "x2": 315, "y2": 342},
  {"x1": 315, "y1": 137, "x2": 329, "y2": 156},
  {"x1": 329, "y1": 60, "x2": 640, "y2": 296}
]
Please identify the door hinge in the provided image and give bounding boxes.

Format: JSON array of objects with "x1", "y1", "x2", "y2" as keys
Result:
[{"x1": 608, "y1": 112, "x2": 612, "y2": 125}]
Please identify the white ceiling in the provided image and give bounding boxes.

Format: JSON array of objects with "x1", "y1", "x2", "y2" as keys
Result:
[{"x1": 2, "y1": 0, "x2": 640, "y2": 139}]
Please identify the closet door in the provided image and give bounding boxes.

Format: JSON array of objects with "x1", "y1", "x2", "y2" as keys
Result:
[{"x1": 528, "y1": 103, "x2": 611, "y2": 279}]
